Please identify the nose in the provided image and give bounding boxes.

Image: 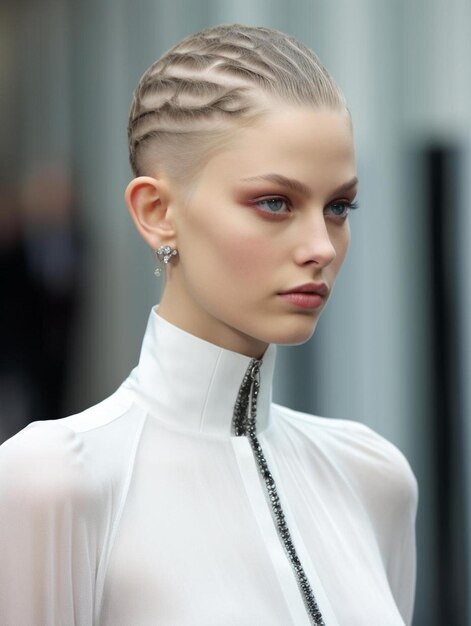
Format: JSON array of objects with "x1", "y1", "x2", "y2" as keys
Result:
[{"x1": 293, "y1": 213, "x2": 337, "y2": 269}]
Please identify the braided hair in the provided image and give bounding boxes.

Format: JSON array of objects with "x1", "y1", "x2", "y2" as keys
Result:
[{"x1": 128, "y1": 23, "x2": 346, "y2": 202}]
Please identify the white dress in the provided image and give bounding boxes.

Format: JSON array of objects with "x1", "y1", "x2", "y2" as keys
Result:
[{"x1": 0, "y1": 305, "x2": 418, "y2": 626}]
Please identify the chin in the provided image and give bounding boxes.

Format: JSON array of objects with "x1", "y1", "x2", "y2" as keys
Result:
[{"x1": 260, "y1": 315, "x2": 319, "y2": 347}]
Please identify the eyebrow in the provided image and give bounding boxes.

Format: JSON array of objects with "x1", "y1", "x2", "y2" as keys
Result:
[{"x1": 239, "y1": 173, "x2": 359, "y2": 197}]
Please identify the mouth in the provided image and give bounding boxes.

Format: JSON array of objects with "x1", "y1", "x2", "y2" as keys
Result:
[{"x1": 278, "y1": 282, "x2": 329, "y2": 310}]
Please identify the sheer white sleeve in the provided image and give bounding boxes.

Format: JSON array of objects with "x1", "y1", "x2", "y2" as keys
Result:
[
  {"x1": 344, "y1": 421, "x2": 419, "y2": 626},
  {"x1": 0, "y1": 421, "x2": 103, "y2": 626},
  {"x1": 383, "y1": 447, "x2": 418, "y2": 626}
]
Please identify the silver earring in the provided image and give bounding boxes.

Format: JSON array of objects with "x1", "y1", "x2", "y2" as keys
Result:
[{"x1": 154, "y1": 245, "x2": 178, "y2": 277}]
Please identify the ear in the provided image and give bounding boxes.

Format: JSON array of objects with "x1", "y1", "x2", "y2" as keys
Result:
[{"x1": 124, "y1": 176, "x2": 176, "y2": 250}]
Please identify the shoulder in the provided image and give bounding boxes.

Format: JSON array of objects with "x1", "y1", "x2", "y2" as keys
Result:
[
  {"x1": 271, "y1": 402, "x2": 418, "y2": 511},
  {"x1": 0, "y1": 387, "x2": 143, "y2": 511},
  {"x1": 0, "y1": 419, "x2": 96, "y2": 511},
  {"x1": 0, "y1": 416, "x2": 105, "y2": 505}
]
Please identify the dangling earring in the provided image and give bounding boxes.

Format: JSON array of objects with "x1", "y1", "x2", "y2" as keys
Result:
[{"x1": 154, "y1": 245, "x2": 178, "y2": 277}]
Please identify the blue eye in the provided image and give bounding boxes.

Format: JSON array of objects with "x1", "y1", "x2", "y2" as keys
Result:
[
  {"x1": 326, "y1": 199, "x2": 359, "y2": 219},
  {"x1": 255, "y1": 197, "x2": 290, "y2": 214}
]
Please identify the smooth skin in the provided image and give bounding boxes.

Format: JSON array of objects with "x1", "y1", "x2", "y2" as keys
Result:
[{"x1": 125, "y1": 105, "x2": 357, "y2": 359}]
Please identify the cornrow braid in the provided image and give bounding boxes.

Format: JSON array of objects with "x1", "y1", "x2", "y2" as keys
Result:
[{"x1": 128, "y1": 23, "x2": 346, "y2": 201}]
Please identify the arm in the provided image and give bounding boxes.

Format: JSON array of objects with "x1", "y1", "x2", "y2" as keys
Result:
[
  {"x1": 351, "y1": 423, "x2": 419, "y2": 626},
  {"x1": 383, "y1": 457, "x2": 418, "y2": 626},
  {"x1": 0, "y1": 421, "x2": 101, "y2": 626}
]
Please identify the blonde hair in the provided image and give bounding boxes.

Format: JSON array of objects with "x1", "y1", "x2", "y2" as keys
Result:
[{"x1": 128, "y1": 23, "x2": 347, "y2": 203}]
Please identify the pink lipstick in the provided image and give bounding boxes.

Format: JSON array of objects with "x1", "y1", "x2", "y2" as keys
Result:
[{"x1": 278, "y1": 282, "x2": 329, "y2": 310}]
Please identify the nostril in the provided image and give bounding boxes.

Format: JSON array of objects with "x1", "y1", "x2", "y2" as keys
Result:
[{"x1": 293, "y1": 244, "x2": 333, "y2": 266}]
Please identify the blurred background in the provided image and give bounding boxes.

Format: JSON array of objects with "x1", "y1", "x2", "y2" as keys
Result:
[{"x1": 1, "y1": 0, "x2": 470, "y2": 624}]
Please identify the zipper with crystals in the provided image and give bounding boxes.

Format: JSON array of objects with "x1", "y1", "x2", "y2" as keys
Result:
[{"x1": 232, "y1": 358, "x2": 325, "y2": 626}]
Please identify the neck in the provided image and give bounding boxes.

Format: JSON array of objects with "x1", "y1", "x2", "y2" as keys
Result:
[
  {"x1": 122, "y1": 304, "x2": 276, "y2": 438},
  {"x1": 157, "y1": 288, "x2": 269, "y2": 358}
]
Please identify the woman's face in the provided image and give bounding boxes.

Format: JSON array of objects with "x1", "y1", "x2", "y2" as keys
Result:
[{"x1": 160, "y1": 105, "x2": 357, "y2": 357}]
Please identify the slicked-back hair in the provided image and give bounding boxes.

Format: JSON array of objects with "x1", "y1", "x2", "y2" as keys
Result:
[{"x1": 128, "y1": 23, "x2": 347, "y2": 203}]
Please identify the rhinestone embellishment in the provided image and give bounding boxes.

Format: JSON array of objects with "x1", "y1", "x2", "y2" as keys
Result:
[
  {"x1": 233, "y1": 359, "x2": 325, "y2": 626},
  {"x1": 154, "y1": 245, "x2": 178, "y2": 276}
]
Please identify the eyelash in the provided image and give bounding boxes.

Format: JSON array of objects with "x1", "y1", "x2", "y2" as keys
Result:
[{"x1": 253, "y1": 196, "x2": 360, "y2": 220}]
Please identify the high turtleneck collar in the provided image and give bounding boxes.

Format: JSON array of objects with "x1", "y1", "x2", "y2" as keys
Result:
[{"x1": 122, "y1": 305, "x2": 277, "y2": 438}]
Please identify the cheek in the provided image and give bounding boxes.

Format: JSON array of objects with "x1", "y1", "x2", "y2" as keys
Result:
[
  {"x1": 215, "y1": 232, "x2": 277, "y2": 281},
  {"x1": 186, "y1": 207, "x2": 277, "y2": 284},
  {"x1": 332, "y1": 224, "x2": 350, "y2": 270}
]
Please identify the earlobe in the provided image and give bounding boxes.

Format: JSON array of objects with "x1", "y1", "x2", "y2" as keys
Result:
[{"x1": 124, "y1": 176, "x2": 176, "y2": 249}]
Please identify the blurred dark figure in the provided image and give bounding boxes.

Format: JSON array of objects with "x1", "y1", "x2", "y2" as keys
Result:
[
  {"x1": 0, "y1": 164, "x2": 81, "y2": 442},
  {"x1": 0, "y1": 183, "x2": 32, "y2": 440}
]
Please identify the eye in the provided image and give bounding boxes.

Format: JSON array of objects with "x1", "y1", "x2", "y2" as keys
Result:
[
  {"x1": 254, "y1": 196, "x2": 291, "y2": 215},
  {"x1": 325, "y1": 199, "x2": 359, "y2": 220}
]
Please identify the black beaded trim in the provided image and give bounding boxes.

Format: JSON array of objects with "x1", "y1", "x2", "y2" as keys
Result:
[{"x1": 233, "y1": 359, "x2": 325, "y2": 626}]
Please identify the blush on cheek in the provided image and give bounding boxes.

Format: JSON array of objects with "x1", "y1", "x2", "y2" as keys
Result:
[{"x1": 216, "y1": 232, "x2": 272, "y2": 280}]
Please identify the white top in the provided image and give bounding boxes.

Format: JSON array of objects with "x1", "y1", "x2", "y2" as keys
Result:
[{"x1": 0, "y1": 305, "x2": 418, "y2": 626}]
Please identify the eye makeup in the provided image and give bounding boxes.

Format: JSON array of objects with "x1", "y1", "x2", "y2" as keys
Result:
[{"x1": 239, "y1": 173, "x2": 359, "y2": 199}]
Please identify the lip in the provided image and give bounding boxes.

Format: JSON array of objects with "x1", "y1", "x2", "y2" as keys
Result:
[
  {"x1": 278, "y1": 282, "x2": 329, "y2": 310},
  {"x1": 279, "y1": 282, "x2": 329, "y2": 296}
]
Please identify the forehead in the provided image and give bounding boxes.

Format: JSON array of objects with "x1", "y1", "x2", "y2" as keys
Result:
[{"x1": 200, "y1": 106, "x2": 356, "y2": 194}]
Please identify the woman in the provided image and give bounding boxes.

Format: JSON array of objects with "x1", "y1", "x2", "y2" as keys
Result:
[{"x1": 0, "y1": 24, "x2": 417, "y2": 626}]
